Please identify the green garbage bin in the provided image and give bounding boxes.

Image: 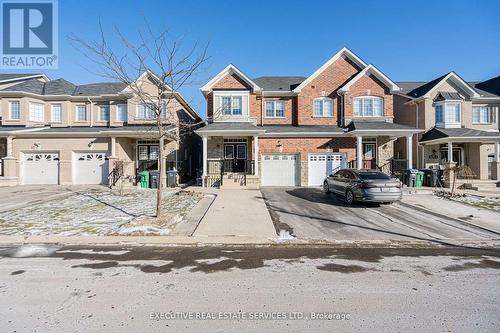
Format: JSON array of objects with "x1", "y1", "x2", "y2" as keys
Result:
[
  {"x1": 139, "y1": 170, "x2": 150, "y2": 188},
  {"x1": 415, "y1": 171, "x2": 424, "y2": 188}
]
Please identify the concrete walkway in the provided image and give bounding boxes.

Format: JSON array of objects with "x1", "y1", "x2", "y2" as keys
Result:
[{"x1": 191, "y1": 188, "x2": 277, "y2": 238}]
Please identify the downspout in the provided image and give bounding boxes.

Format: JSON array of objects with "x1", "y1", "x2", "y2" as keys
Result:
[
  {"x1": 260, "y1": 91, "x2": 264, "y2": 126},
  {"x1": 87, "y1": 97, "x2": 93, "y2": 127},
  {"x1": 415, "y1": 102, "x2": 419, "y2": 168}
]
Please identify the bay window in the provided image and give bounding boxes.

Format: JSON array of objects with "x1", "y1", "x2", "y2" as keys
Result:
[
  {"x1": 353, "y1": 96, "x2": 383, "y2": 117},
  {"x1": 9, "y1": 101, "x2": 20, "y2": 120},
  {"x1": 472, "y1": 106, "x2": 492, "y2": 124},
  {"x1": 76, "y1": 105, "x2": 87, "y2": 121},
  {"x1": 29, "y1": 102, "x2": 44, "y2": 122},
  {"x1": 313, "y1": 97, "x2": 333, "y2": 117},
  {"x1": 435, "y1": 102, "x2": 461, "y2": 128},
  {"x1": 265, "y1": 100, "x2": 285, "y2": 118}
]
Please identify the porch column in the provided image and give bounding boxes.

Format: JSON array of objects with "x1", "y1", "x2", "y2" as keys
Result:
[
  {"x1": 253, "y1": 135, "x2": 259, "y2": 176},
  {"x1": 110, "y1": 137, "x2": 116, "y2": 158},
  {"x1": 202, "y1": 136, "x2": 208, "y2": 178},
  {"x1": 356, "y1": 136, "x2": 363, "y2": 169},
  {"x1": 447, "y1": 141, "x2": 453, "y2": 163},
  {"x1": 6, "y1": 136, "x2": 13, "y2": 158},
  {"x1": 492, "y1": 141, "x2": 500, "y2": 180},
  {"x1": 495, "y1": 141, "x2": 500, "y2": 163},
  {"x1": 406, "y1": 135, "x2": 413, "y2": 169}
]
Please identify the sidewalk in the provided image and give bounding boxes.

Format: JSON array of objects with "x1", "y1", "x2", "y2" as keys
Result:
[{"x1": 190, "y1": 187, "x2": 277, "y2": 238}]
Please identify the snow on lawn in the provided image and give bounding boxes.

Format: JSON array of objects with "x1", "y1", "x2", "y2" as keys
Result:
[
  {"x1": 455, "y1": 195, "x2": 500, "y2": 212},
  {"x1": 0, "y1": 189, "x2": 202, "y2": 236}
]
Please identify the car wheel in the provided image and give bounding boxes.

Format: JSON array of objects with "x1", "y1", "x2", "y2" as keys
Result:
[
  {"x1": 323, "y1": 181, "x2": 330, "y2": 193},
  {"x1": 345, "y1": 189, "x2": 354, "y2": 205}
]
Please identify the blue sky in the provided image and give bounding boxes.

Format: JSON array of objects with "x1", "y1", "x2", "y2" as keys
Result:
[{"x1": 8, "y1": 0, "x2": 500, "y2": 117}]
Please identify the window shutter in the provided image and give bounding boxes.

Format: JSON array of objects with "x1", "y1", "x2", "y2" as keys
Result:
[
  {"x1": 213, "y1": 95, "x2": 221, "y2": 118},
  {"x1": 241, "y1": 94, "x2": 248, "y2": 116}
]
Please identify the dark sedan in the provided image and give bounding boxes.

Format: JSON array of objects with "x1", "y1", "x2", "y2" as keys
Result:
[{"x1": 323, "y1": 169, "x2": 402, "y2": 204}]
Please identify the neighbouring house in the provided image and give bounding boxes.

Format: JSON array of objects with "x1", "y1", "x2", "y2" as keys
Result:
[
  {"x1": 0, "y1": 71, "x2": 202, "y2": 187},
  {"x1": 394, "y1": 73, "x2": 500, "y2": 185},
  {"x1": 196, "y1": 48, "x2": 420, "y2": 188}
]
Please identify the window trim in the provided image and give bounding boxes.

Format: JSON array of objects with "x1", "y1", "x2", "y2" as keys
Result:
[
  {"x1": 98, "y1": 104, "x2": 110, "y2": 122},
  {"x1": 353, "y1": 96, "x2": 384, "y2": 117},
  {"x1": 471, "y1": 106, "x2": 492, "y2": 125},
  {"x1": 50, "y1": 103, "x2": 62, "y2": 123},
  {"x1": 136, "y1": 103, "x2": 156, "y2": 120},
  {"x1": 9, "y1": 100, "x2": 20, "y2": 120},
  {"x1": 313, "y1": 97, "x2": 334, "y2": 118},
  {"x1": 264, "y1": 100, "x2": 286, "y2": 118},
  {"x1": 435, "y1": 101, "x2": 461, "y2": 128},
  {"x1": 116, "y1": 103, "x2": 128, "y2": 122},
  {"x1": 75, "y1": 104, "x2": 88, "y2": 122},
  {"x1": 28, "y1": 102, "x2": 45, "y2": 123},
  {"x1": 213, "y1": 91, "x2": 250, "y2": 120}
]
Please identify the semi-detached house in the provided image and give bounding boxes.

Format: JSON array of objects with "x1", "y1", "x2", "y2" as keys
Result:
[{"x1": 196, "y1": 48, "x2": 421, "y2": 188}]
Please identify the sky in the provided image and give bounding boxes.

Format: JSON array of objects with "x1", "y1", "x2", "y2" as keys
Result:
[{"x1": 4, "y1": 0, "x2": 500, "y2": 118}]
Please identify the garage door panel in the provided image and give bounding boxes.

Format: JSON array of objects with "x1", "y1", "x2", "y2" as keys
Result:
[
  {"x1": 74, "y1": 152, "x2": 110, "y2": 185},
  {"x1": 23, "y1": 153, "x2": 60, "y2": 185},
  {"x1": 308, "y1": 153, "x2": 346, "y2": 187},
  {"x1": 261, "y1": 154, "x2": 299, "y2": 187}
]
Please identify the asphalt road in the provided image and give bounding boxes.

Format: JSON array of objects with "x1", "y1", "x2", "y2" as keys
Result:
[
  {"x1": 261, "y1": 187, "x2": 500, "y2": 243},
  {"x1": 1, "y1": 245, "x2": 499, "y2": 332}
]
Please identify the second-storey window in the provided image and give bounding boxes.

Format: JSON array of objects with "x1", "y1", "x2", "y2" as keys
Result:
[
  {"x1": 29, "y1": 102, "x2": 44, "y2": 122},
  {"x1": 9, "y1": 101, "x2": 20, "y2": 120},
  {"x1": 99, "y1": 104, "x2": 110, "y2": 121},
  {"x1": 117, "y1": 104, "x2": 128, "y2": 122},
  {"x1": 353, "y1": 96, "x2": 383, "y2": 117},
  {"x1": 76, "y1": 105, "x2": 87, "y2": 121},
  {"x1": 137, "y1": 103, "x2": 155, "y2": 119},
  {"x1": 435, "y1": 102, "x2": 461, "y2": 128},
  {"x1": 265, "y1": 101, "x2": 285, "y2": 118},
  {"x1": 472, "y1": 106, "x2": 492, "y2": 124},
  {"x1": 51, "y1": 104, "x2": 62, "y2": 122},
  {"x1": 221, "y1": 96, "x2": 243, "y2": 116},
  {"x1": 313, "y1": 97, "x2": 333, "y2": 117},
  {"x1": 435, "y1": 104, "x2": 444, "y2": 123},
  {"x1": 445, "y1": 103, "x2": 461, "y2": 124}
]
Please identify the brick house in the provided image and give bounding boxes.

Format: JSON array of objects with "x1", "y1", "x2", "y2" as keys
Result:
[{"x1": 196, "y1": 48, "x2": 420, "y2": 188}]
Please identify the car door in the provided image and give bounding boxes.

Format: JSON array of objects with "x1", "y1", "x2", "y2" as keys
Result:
[{"x1": 329, "y1": 170, "x2": 344, "y2": 194}]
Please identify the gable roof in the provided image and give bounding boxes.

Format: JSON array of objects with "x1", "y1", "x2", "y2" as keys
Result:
[
  {"x1": 253, "y1": 76, "x2": 306, "y2": 92},
  {"x1": 0, "y1": 73, "x2": 48, "y2": 83},
  {"x1": 471, "y1": 76, "x2": 500, "y2": 97},
  {"x1": 293, "y1": 47, "x2": 368, "y2": 93},
  {"x1": 201, "y1": 64, "x2": 262, "y2": 95},
  {"x1": 396, "y1": 72, "x2": 480, "y2": 99},
  {"x1": 1, "y1": 78, "x2": 126, "y2": 96},
  {"x1": 337, "y1": 64, "x2": 400, "y2": 93}
]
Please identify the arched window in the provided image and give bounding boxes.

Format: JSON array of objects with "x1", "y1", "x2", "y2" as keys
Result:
[
  {"x1": 313, "y1": 97, "x2": 333, "y2": 117},
  {"x1": 353, "y1": 96, "x2": 383, "y2": 117}
]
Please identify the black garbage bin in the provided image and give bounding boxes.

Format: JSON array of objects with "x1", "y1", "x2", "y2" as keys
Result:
[
  {"x1": 149, "y1": 170, "x2": 160, "y2": 189},
  {"x1": 167, "y1": 170, "x2": 178, "y2": 188},
  {"x1": 404, "y1": 169, "x2": 418, "y2": 187}
]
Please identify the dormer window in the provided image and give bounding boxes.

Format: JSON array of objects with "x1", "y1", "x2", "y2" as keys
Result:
[
  {"x1": 435, "y1": 101, "x2": 461, "y2": 128},
  {"x1": 353, "y1": 96, "x2": 383, "y2": 117},
  {"x1": 313, "y1": 97, "x2": 333, "y2": 117}
]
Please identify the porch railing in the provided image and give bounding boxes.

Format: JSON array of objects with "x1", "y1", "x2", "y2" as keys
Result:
[
  {"x1": 206, "y1": 159, "x2": 255, "y2": 187},
  {"x1": 347, "y1": 158, "x2": 408, "y2": 177},
  {"x1": 108, "y1": 160, "x2": 124, "y2": 188},
  {"x1": 347, "y1": 159, "x2": 377, "y2": 170},
  {"x1": 0, "y1": 159, "x2": 3, "y2": 176}
]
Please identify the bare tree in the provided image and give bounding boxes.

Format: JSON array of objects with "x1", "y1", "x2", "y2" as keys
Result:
[{"x1": 70, "y1": 22, "x2": 209, "y2": 217}]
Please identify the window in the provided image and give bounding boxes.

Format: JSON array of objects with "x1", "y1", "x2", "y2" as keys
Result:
[
  {"x1": 149, "y1": 146, "x2": 159, "y2": 160},
  {"x1": 117, "y1": 104, "x2": 128, "y2": 122},
  {"x1": 435, "y1": 104, "x2": 443, "y2": 123},
  {"x1": 99, "y1": 104, "x2": 110, "y2": 121},
  {"x1": 138, "y1": 146, "x2": 149, "y2": 160},
  {"x1": 9, "y1": 101, "x2": 20, "y2": 120},
  {"x1": 472, "y1": 106, "x2": 492, "y2": 124},
  {"x1": 51, "y1": 104, "x2": 62, "y2": 122},
  {"x1": 76, "y1": 105, "x2": 87, "y2": 121},
  {"x1": 353, "y1": 96, "x2": 383, "y2": 117},
  {"x1": 29, "y1": 102, "x2": 44, "y2": 122},
  {"x1": 137, "y1": 103, "x2": 155, "y2": 119},
  {"x1": 435, "y1": 102, "x2": 461, "y2": 128},
  {"x1": 265, "y1": 101, "x2": 285, "y2": 118},
  {"x1": 313, "y1": 97, "x2": 333, "y2": 117},
  {"x1": 445, "y1": 103, "x2": 460, "y2": 123},
  {"x1": 220, "y1": 95, "x2": 244, "y2": 116}
]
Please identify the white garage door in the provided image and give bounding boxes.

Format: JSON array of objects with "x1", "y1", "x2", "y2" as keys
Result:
[
  {"x1": 22, "y1": 153, "x2": 60, "y2": 185},
  {"x1": 308, "y1": 153, "x2": 346, "y2": 187},
  {"x1": 261, "y1": 154, "x2": 299, "y2": 186},
  {"x1": 74, "y1": 152, "x2": 110, "y2": 185}
]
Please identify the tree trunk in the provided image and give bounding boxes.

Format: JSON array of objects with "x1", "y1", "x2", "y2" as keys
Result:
[{"x1": 156, "y1": 122, "x2": 165, "y2": 218}]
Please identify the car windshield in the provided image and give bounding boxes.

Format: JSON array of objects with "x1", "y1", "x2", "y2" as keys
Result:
[{"x1": 358, "y1": 172, "x2": 391, "y2": 180}]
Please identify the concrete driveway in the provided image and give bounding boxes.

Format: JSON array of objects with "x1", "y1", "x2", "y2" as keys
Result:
[{"x1": 261, "y1": 187, "x2": 500, "y2": 243}]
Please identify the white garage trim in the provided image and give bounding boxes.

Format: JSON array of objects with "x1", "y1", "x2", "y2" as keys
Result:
[
  {"x1": 21, "y1": 152, "x2": 60, "y2": 185},
  {"x1": 308, "y1": 153, "x2": 346, "y2": 187},
  {"x1": 73, "y1": 151, "x2": 110, "y2": 185},
  {"x1": 261, "y1": 153, "x2": 299, "y2": 186}
]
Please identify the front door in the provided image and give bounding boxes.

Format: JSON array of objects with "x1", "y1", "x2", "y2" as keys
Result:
[
  {"x1": 224, "y1": 143, "x2": 247, "y2": 172},
  {"x1": 363, "y1": 143, "x2": 376, "y2": 169}
]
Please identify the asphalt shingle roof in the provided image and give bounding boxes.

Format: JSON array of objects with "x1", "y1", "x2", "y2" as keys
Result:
[
  {"x1": 253, "y1": 76, "x2": 306, "y2": 91},
  {"x1": 434, "y1": 91, "x2": 463, "y2": 101},
  {"x1": 261, "y1": 125, "x2": 343, "y2": 133},
  {"x1": 0, "y1": 74, "x2": 42, "y2": 81},
  {"x1": 1, "y1": 78, "x2": 127, "y2": 96},
  {"x1": 420, "y1": 127, "x2": 500, "y2": 142},
  {"x1": 347, "y1": 120, "x2": 418, "y2": 131},
  {"x1": 196, "y1": 122, "x2": 263, "y2": 132}
]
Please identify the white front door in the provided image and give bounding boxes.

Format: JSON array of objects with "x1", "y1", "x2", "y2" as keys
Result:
[
  {"x1": 74, "y1": 152, "x2": 110, "y2": 185},
  {"x1": 308, "y1": 153, "x2": 346, "y2": 187},
  {"x1": 261, "y1": 154, "x2": 299, "y2": 186},
  {"x1": 22, "y1": 152, "x2": 60, "y2": 185}
]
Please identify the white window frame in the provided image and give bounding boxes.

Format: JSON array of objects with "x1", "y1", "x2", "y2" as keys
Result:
[
  {"x1": 353, "y1": 96, "x2": 384, "y2": 117},
  {"x1": 75, "y1": 104, "x2": 88, "y2": 122},
  {"x1": 472, "y1": 106, "x2": 492, "y2": 124},
  {"x1": 313, "y1": 97, "x2": 333, "y2": 117},
  {"x1": 435, "y1": 101, "x2": 461, "y2": 128},
  {"x1": 117, "y1": 103, "x2": 128, "y2": 122},
  {"x1": 98, "y1": 104, "x2": 110, "y2": 122},
  {"x1": 136, "y1": 103, "x2": 156, "y2": 120},
  {"x1": 264, "y1": 100, "x2": 285, "y2": 118},
  {"x1": 50, "y1": 103, "x2": 62, "y2": 123},
  {"x1": 213, "y1": 91, "x2": 250, "y2": 121},
  {"x1": 9, "y1": 101, "x2": 20, "y2": 120},
  {"x1": 28, "y1": 102, "x2": 44, "y2": 123}
]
